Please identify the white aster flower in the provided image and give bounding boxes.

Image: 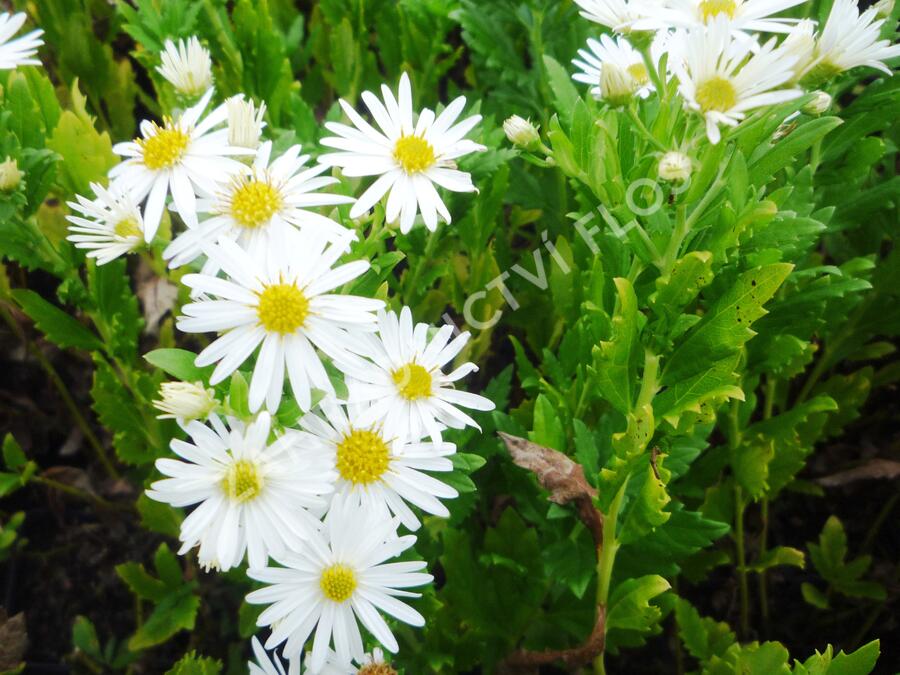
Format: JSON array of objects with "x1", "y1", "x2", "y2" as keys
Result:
[
  {"x1": 66, "y1": 182, "x2": 145, "y2": 265},
  {"x1": 801, "y1": 0, "x2": 900, "y2": 84},
  {"x1": 177, "y1": 233, "x2": 382, "y2": 413},
  {"x1": 658, "y1": 151, "x2": 693, "y2": 181},
  {"x1": 632, "y1": 0, "x2": 804, "y2": 40},
  {"x1": 319, "y1": 73, "x2": 485, "y2": 234},
  {"x1": 157, "y1": 36, "x2": 213, "y2": 98},
  {"x1": 573, "y1": 0, "x2": 662, "y2": 34},
  {"x1": 153, "y1": 381, "x2": 217, "y2": 421},
  {"x1": 670, "y1": 18, "x2": 803, "y2": 143},
  {"x1": 777, "y1": 19, "x2": 818, "y2": 79},
  {"x1": 336, "y1": 307, "x2": 495, "y2": 444},
  {"x1": 247, "y1": 496, "x2": 431, "y2": 672},
  {"x1": 147, "y1": 412, "x2": 334, "y2": 571},
  {"x1": 502, "y1": 115, "x2": 541, "y2": 150},
  {"x1": 572, "y1": 35, "x2": 661, "y2": 101},
  {"x1": 164, "y1": 141, "x2": 354, "y2": 267},
  {"x1": 298, "y1": 400, "x2": 458, "y2": 531},
  {"x1": 110, "y1": 88, "x2": 252, "y2": 242},
  {"x1": 0, "y1": 12, "x2": 43, "y2": 69},
  {"x1": 227, "y1": 95, "x2": 267, "y2": 149},
  {"x1": 249, "y1": 636, "x2": 300, "y2": 675},
  {"x1": 356, "y1": 648, "x2": 394, "y2": 674}
]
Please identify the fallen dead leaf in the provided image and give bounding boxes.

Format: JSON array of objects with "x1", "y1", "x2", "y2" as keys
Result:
[
  {"x1": 0, "y1": 608, "x2": 27, "y2": 670},
  {"x1": 136, "y1": 259, "x2": 178, "y2": 336}
]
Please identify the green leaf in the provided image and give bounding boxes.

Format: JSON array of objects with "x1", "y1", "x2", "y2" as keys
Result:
[
  {"x1": 543, "y1": 55, "x2": 580, "y2": 128},
  {"x1": 708, "y1": 641, "x2": 791, "y2": 675},
  {"x1": 795, "y1": 640, "x2": 880, "y2": 675},
  {"x1": 71, "y1": 615, "x2": 102, "y2": 660},
  {"x1": 129, "y1": 586, "x2": 199, "y2": 651},
  {"x1": 749, "y1": 117, "x2": 842, "y2": 183},
  {"x1": 154, "y1": 544, "x2": 183, "y2": 589},
  {"x1": 663, "y1": 264, "x2": 793, "y2": 385},
  {"x1": 529, "y1": 394, "x2": 565, "y2": 451},
  {"x1": 10, "y1": 289, "x2": 102, "y2": 352},
  {"x1": 164, "y1": 652, "x2": 222, "y2": 675},
  {"x1": 592, "y1": 278, "x2": 639, "y2": 414},
  {"x1": 229, "y1": 372, "x2": 251, "y2": 419},
  {"x1": 46, "y1": 91, "x2": 117, "y2": 196},
  {"x1": 91, "y1": 360, "x2": 155, "y2": 466},
  {"x1": 674, "y1": 598, "x2": 736, "y2": 662},
  {"x1": 137, "y1": 495, "x2": 182, "y2": 539},
  {"x1": 749, "y1": 546, "x2": 805, "y2": 573},
  {"x1": 606, "y1": 574, "x2": 671, "y2": 650},
  {"x1": 115, "y1": 562, "x2": 168, "y2": 602},
  {"x1": 806, "y1": 516, "x2": 886, "y2": 602},
  {"x1": 144, "y1": 349, "x2": 212, "y2": 382},
  {"x1": 651, "y1": 251, "x2": 714, "y2": 325},
  {"x1": 2, "y1": 434, "x2": 26, "y2": 471}
]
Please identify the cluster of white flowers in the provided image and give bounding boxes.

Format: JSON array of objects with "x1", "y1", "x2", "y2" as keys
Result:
[
  {"x1": 58, "y1": 36, "x2": 494, "y2": 674},
  {"x1": 570, "y1": 0, "x2": 900, "y2": 144}
]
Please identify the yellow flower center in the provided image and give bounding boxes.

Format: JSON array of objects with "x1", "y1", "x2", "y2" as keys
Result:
[
  {"x1": 359, "y1": 665, "x2": 398, "y2": 675},
  {"x1": 393, "y1": 135, "x2": 436, "y2": 173},
  {"x1": 336, "y1": 429, "x2": 391, "y2": 485},
  {"x1": 138, "y1": 121, "x2": 190, "y2": 170},
  {"x1": 696, "y1": 76, "x2": 738, "y2": 112},
  {"x1": 114, "y1": 217, "x2": 142, "y2": 239},
  {"x1": 320, "y1": 564, "x2": 357, "y2": 602},
  {"x1": 627, "y1": 63, "x2": 649, "y2": 86},
  {"x1": 222, "y1": 459, "x2": 263, "y2": 503},
  {"x1": 256, "y1": 283, "x2": 309, "y2": 334},
  {"x1": 230, "y1": 178, "x2": 282, "y2": 229},
  {"x1": 391, "y1": 363, "x2": 433, "y2": 400},
  {"x1": 699, "y1": 0, "x2": 737, "y2": 21}
]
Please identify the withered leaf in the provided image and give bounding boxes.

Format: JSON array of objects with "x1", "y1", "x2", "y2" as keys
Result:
[
  {"x1": 817, "y1": 459, "x2": 900, "y2": 487},
  {"x1": 498, "y1": 432, "x2": 597, "y2": 504},
  {"x1": 0, "y1": 609, "x2": 27, "y2": 669}
]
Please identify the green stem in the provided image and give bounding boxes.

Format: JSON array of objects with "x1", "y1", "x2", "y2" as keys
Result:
[
  {"x1": 593, "y1": 477, "x2": 630, "y2": 674},
  {"x1": 659, "y1": 204, "x2": 688, "y2": 272},
  {"x1": 0, "y1": 303, "x2": 119, "y2": 479},
  {"x1": 639, "y1": 46, "x2": 666, "y2": 99},
  {"x1": 735, "y1": 484, "x2": 750, "y2": 638},
  {"x1": 635, "y1": 349, "x2": 660, "y2": 410},
  {"x1": 627, "y1": 105, "x2": 666, "y2": 152},
  {"x1": 758, "y1": 376, "x2": 776, "y2": 633},
  {"x1": 34, "y1": 476, "x2": 131, "y2": 512}
]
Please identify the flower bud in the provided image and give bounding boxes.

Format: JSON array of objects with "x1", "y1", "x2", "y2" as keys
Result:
[
  {"x1": 0, "y1": 157, "x2": 23, "y2": 191},
  {"x1": 873, "y1": 0, "x2": 894, "y2": 18},
  {"x1": 803, "y1": 91, "x2": 832, "y2": 115},
  {"x1": 658, "y1": 151, "x2": 692, "y2": 182},
  {"x1": 226, "y1": 95, "x2": 267, "y2": 149},
  {"x1": 503, "y1": 115, "x2": 541, "y2": 150},
  {"x1": 153, "y1": 381, "x2": 217, "y2": 421},
  {"x1": 157, "y1": 37, "x2": 213, "y2": 98},
  {"x1": 600, "y1": 63, "x2": 635, "y2": 107}
]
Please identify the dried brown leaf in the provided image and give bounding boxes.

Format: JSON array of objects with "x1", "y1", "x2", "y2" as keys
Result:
[
  {"x1": 0, "y1": 609, "x2": 27, "y2": 669},
  {"x1": 136, "y1": 260, "x2": 177, "y2": 336},
  {"x1": 498, "y1": 432, "x2": 597, "y2": 504},
  {"x1": 816, "y1": 459, "x2": 900, "y2": 487}
]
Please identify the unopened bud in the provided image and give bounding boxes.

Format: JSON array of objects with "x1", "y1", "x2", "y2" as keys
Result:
[
  {"x1": 873, "y1": 0, "x2": 894, "y2": 18},
  {"x1": 0, "y1": 157, "x2": 23, "y2": 191},
  {"x1": 153, "y1": 381, "x2": 217, "y2": 421},
  {"x1": 803, "y1": 91, "x2": 832, "y2": 115},
  {"x1": 600, "y1": 63, "x2": 635, "y2": 107},
  {"x1": 226, "y1": 95, "x2": 266, "y2": 149},
  {"x1": 503, "y1": 115, "x2": 541, "y2": 150},
  {"x1": 658, "y1": 151, "x2": 692, "y2": 182}
]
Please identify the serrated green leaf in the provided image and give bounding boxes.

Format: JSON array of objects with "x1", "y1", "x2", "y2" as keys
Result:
[
  {"x1": 592, "y1": 278, "x2": 639, "y2": 414},
  {"x1": 144, "y1": 349, "x2": 212, "y2": 382},
  {"x1": 10, "y1": 289, "x2": 102, "y2": 352}
]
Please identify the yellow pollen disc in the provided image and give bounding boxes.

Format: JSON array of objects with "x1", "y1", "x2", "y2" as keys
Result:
[
  {"x1": 393, "y1": 135, "x2": 436, "y2": 174},
  {"x1": 114, "y1": 217, "x2": 141, "y2": 239},
  {"x1": 222, "y1": 459, "x2": 263, "y2": 503},
  {"x1": 336, "y1": 429, "x2": 390, "y2": 485},
  {"x1": 256, "y1": 283, "x2": 309, "y2": 334},
  {"x1": 627, "y1": 63, "x2": 649, "y2": 86},
  {"x1": 391, "y1": 363, "x2": 433, "y2": 400},
  {"x1": 359, "y1": 665, "x2": 398, "y2": 675},
  {"x1": 230, "y1": 178, "x2": 282, "y2": 229},
  {"x1": 320, "y1": 564, "x2": 357, "y2": 602},
  {"x1": 696, "y1": 76, "x2": 738, "y2": 112},
  {"x1": 699, "y1": 0, "x2": 737, "y2": 20},
  {"x1": 138, "y1": 121, "x2": 190, "y2": 170}
]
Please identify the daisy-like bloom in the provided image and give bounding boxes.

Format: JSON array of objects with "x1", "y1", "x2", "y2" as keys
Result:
[
  {"x1": 0, "y1": 156, "x2": 23, "y2": 191},
  {"x1": 0, "y1": 12, "x2": 43, "y2": 69},
  {"x1": 573, "y1": 0, "x2": 662, "y2": 34},
  {"x1": 572, "y1": 35, "x2": 660, "y2": 101},
  {"x1": 66, "y1": 182, "x2": 145, "y2": 265},
  {"x1": 147, "y1": 412, "x2": 335, "y2": 571},
  {"x1": 177, "y1": 234, "x2": 383, "y2": 413},
  {"x1": 153, "y1": 381, "x2": 217, "y2": 422},
  {"x1": 247, "y1": 496, "x2": 431, "y2": 672},
  {"x1": 319, "y1": 73, "x2": 485, "y2": 234},
  {"x1": 632, "y1": 0, "x2": 805, "y2": 40},
  {"x1": 109, "y1": 88, "x2": 252, "y2": 242},
  {"x1": 336, "y1": 307, "x2": 495, "y2": 444},
  {"x1": 164, "y1": 141, "x2": 354, "y2": 267},
  {"x1": 298, "y1": 400, "x2": 458, "y2": 531},
  {"x1": 301, "y1": 648, "x2": 394, "y2": 675},
  {"x1": 227, "y1": 95, "x2": 267, "y2": 149},
  {"x1": 249, "y1": 636, "x2": 300, "y2": 675},
  {"x1": 670, "y1": 18, "x2": 803, "y2": 143},
  {"x1": 799, "y1": 0, "x2": 900, "y2": 85},
  {"x1": 157, "y1": 36, "x2": 213, "y2": 98}
]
